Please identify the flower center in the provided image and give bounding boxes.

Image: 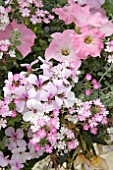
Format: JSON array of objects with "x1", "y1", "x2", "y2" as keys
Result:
[
  {"x1": 61, "y1": 49, "x2": 69, "y2": 56},
  {"x1": 84, "y1": 36, "x2": 93, "y2": 44}
]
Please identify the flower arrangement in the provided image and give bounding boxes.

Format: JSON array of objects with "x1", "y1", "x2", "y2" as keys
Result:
[{"x1": 0, "y1": 0, "x2": 113, "y2": 169}]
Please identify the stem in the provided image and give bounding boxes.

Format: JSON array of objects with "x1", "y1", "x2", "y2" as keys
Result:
[
  {"x1": 98, "y1": 64, "x2": 112, "y2": 84},
  {"x1": 46, "y1": 159, "x2": 51, "y2": 170}
]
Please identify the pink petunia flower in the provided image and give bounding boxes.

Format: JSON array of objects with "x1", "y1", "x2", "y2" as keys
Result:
[
  {"x1": 53, "y1": 3, "x2": 104, "y2": 28},
  {"x1": 45, "y1": 29, "x2": 81, "y2": 63},
  {"x1": 0, "y1": 20, "x2": 36, "y2": 57},
  {"x1": 53, "y1": 5, "x2": 75, "y2": 25},
  {"x1": 72, "y1": 27, "x2": 104, "y2": 59},
  {"x1": 54, "y1": 2, "x2": 113, "y2": 36},
  {"x1": 53, "y1": 3, "x2": 91, "y2": 26}
]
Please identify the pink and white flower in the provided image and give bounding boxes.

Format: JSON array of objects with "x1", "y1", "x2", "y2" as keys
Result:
[
  {"x1": 45, "y1": 29, "x2": 81, "y2": 63},
  {"x1": 5, "y1": 127, "x2": 26, "y2": 150}
]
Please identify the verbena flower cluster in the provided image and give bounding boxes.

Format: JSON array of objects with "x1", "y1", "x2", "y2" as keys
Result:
[
  {"x1": 0, "y1": 6, "x2": 10, "y2": 30},
  {"x1": 0, "y1": 0, "x2": 113, "y2": 169},
  {"x1": 5, "y1": 0, "x2": 54, "y2": 24}
]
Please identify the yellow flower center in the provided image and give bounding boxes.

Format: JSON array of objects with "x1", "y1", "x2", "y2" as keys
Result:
[
  {"x1": 61, "y1": 49, "x2": 69, "y2": 56},
  {"x1": 84, "y1": 36, "x2": 93, "y2": 44}
]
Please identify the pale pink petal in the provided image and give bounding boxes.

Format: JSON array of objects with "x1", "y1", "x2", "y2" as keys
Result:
[
  {"x1": 0, "y1": 20, "x2": 36, "y2": 57},
  {"x1": 5, "y1": 127, "x2": 15, "y2": 137},
  {"x1": 55, "y1": 96, "x2": 63, "y2": 107},
  {"x1": 16, "y1": 129, "x2": 24, "y2": 139},
  {"x1": 17, "y1": 139, "x2": 26, "y2": 147},
  {"x1": 0, "y1": 152, "x2": 8, "y2": 167},
  {"x1": 100, "y1": 21, "x2": 113, "y2": 36}
]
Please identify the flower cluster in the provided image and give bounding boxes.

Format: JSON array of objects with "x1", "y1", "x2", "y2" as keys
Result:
[
  {"x1": 5, "y1": 0, "x2": 54, "y2": 24},
  {"x1": 77, "y1": 99, "x2": 109, "y2": 134},
  {"x1": 0, "y1": 98, "x2": 16, "y2": 118},
  {"x1": 50, "y1": 0, "x2": 113, "y2": 60},
  {"x1": 85, "y1": 73, "x2": 100, "y2": 96},
  {"x1": 105, "y1": 40, "x2": 113, "y2": 64},
  {"x1": 2, "y1": 58, "x2": 80, "y2": 159},
  {"x1": 0, "y1": 6, "x2": 10, "y2": 30}
]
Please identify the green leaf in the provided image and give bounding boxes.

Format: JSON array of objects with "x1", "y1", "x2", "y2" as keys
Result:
[
  {"x1": 60, "y1": 154, "x2": 68, "y2": 167},
  {"x1": 103, "y1": 0, "x2": 113, "y2": 15},
  {"x1": 90, "y1": 135, "x2": 107, "y2": 145},
  {"x1": 0, "y1": 137, "x2": 8, "y2": 150},
  {"x1": 16, "y1": 51, "x2": 23, "y2": 60},
  {"x1": 0, "y1": 0, "x2": 3, "y2": 5},
  {"x1": 7, "y1": 114, "x2": 22, "y2": 126},
  {"x1": 83, "y1": 132, "x2": 96, "y2": 155}
]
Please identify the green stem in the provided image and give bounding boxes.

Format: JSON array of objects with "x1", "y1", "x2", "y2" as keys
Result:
[{"x1": 98, "y1": 64, "x2": 112, "y2": 84}]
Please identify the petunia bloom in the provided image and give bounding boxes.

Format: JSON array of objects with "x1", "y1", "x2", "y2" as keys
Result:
[
  {"x1": 72, "y1": 27, "x2": 104, "y2": 60},
  {"x1": 0, "y1": 20, "x2": 36, "y2": 57},
  {"x1": 45, "y1": 29, "x2": 81, "y2": 64}
]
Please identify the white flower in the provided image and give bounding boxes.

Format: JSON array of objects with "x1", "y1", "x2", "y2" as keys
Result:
[
  {"x1": 107, "y1": 127, "x2": 113, "y2": 134},
  {"x1": 23, "y1": 99, "x2": 44, "y2": 122},
  {"x1": 108, "y1": 55, "x2": 113, "y2": 63},
  {"x1": 0, "y1": 119, "x2": 7, "y2": 130},
  {"x1": 75, "y1": 98, "x2": 83, "y2": 107},
  {"x1": 63, "y1": 88, "x2": 76, "y2": 108},
  {"x1": 9, "y1": 50, "x2": 16, "y2": 58},
  {"x1": 57, "y1": 141, "x2": 66, "y2": 150},
  {"x1": 0, "y1": 52, "x2": 3, "y2": 59},
  {"x1": 12, "y1": 147, "x2": 31, "y2": 163},
  {"x1": 4, "y1": 39, "x2": 10, "y2": 45},
  {"x1": 66, "y1": 115, "x2": 78, "y2": 124}
]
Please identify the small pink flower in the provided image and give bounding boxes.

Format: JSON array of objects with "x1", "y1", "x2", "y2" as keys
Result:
[
  {"x1": 48, "y1": 133, "x2": 57, "y2": 144},
  {"x1": 94, "y1": 113, "x2": 103, "y2": 122},
  {"x1": 66, "y1": 130, "x2": 74, "y2": 139},
  {"x1": 68, "y1": 141, "x2": 75, "y2": 150},
  {"x1": 45, "y1": 144, "x2": 53, "y2": 153},
  {"x1": 93, "y1": 83, "x2": 100, "y2": 89},
  {"x1": 101, "y1": 117, "x2": 108, "y2": 125},
  {"x1": 34, "y1": 144, "x2": 41, "y2": 152},
  {"x1": 93, "y1": 98, "x2": 103, "y2": 106},
  {"x1": 21, "y1": 8, "x2": 30, "y2": 17},
  {"x1": 68, "y1": 140, "x2": 79, "y2": 150},
  {"x1": 85, "y1": 89, "x2": 91, "y2": 96},
  {"x1": 92, "y1": 79, "x2": 100, "y2": 89},
  {"x1": 85, "y1": 73, "x2": 92, "y2": 81},
  {"x1": 36, "y1": 129, "x2": 46, "y2": 139},
  {"x1": 90, "y1": 127, "x2": 98, "y2": 135},
  {"x1": 83, "y1": 123, "x2": 89, "y2": 131}
]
